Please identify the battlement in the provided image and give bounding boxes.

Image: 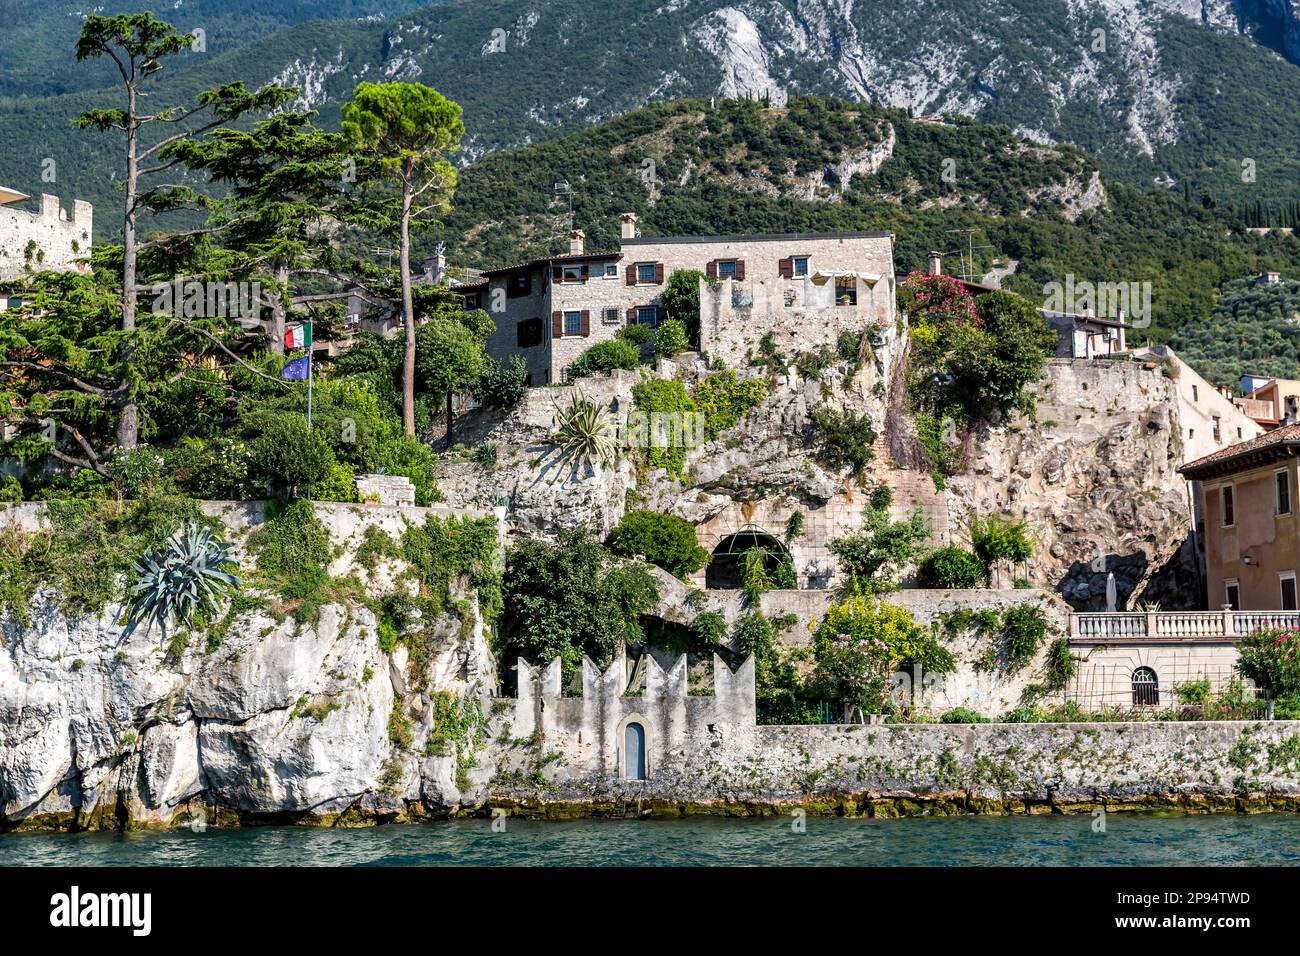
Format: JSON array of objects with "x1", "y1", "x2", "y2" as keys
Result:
[
  {"x1": 504, "y1": 645, "x2": 756, "y2": 780},
  {"x1": 0, "y1": 191, "x2": 94, "y2": 282}
]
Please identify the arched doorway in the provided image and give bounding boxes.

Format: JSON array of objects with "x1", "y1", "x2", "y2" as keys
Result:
[
  {"x1": 706, "y1": 525, "x2": 791, "y2": 590},
  {"x1": 624, "y1": 722, "x2": 646, "y2": 780},
  {"x1": 1132, "y1": 666, "x2": 1159, "y2": 706}
]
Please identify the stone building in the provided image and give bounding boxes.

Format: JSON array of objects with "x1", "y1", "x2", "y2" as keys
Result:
[
  {"x1": 0, "y1": 188, "x2": 93, "y2": 284},
  {"x1": 1180, "y1": 423, "x2": 1300, "y2": 611},
  {"x1": 465, "y1": 213, "x2": 896, "y2": 384}
]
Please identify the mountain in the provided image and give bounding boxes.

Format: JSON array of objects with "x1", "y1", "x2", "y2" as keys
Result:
[{"x1": 0, "y1": 1, "x2": 439, "y2": 97}]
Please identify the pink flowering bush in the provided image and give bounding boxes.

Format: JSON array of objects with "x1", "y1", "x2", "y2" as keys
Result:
[
  {"x1": 899, "y1": 272, "x2": 980, "y2": 326},
  {"x1": 1237, "y1": 626, "x2": 1300, "y2": 707},
  {"x1": 811, "y1": 631, "x2": 894, "y2": 715}
]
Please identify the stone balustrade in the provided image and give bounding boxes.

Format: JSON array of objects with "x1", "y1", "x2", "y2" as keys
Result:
[{"x1": 1070, "y1": 610, "x2": 1300, "y2": 643}]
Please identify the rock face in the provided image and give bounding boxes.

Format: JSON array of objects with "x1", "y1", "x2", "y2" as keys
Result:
[
  {"x1": 0, "y1": 594, "x2": 493, "y2": 830},
  {"x1": 946, "y1": 358, "x2": 1196, "y2": 609}
]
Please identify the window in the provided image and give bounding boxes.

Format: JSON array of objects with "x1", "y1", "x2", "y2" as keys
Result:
[
  {"x1": 1212, "y1": 416, "x2": 1221, "y2": 442},
  {"x1": 517, "y1": 318, "x2": 543, "y2": 348},
  {"x1": 1238, "y1": 427, "x2": 1244, "y2": 439},
  {"x1": 601, "y1": 307, "x2": 621, "y2": 326},
  {"x1": 507, "y1": 272, "x2": 532, "y2": 297},
  {"x1": 717, "y1": 259, "x2": 738, "y2": 279},
  {"x1": 462, "y1": 292, "x2": 482, "y2": 310},
  {"x1": 1282, "y1": 572, "x2": 1298, "y2": 611},
  {"x1": 603, "y1": 262, "x2": 619, "y2": 278},
  {"x1": 1221, "y1": 486, "x2": 1235, "y2": 527},
  {"x1": 564, "y1": 310, "x2": 583, "y2": 335},
  {"x1": 1192, "y1": 384, "x2": 1198, "y2": 402},
  {"x1": 1188, "y1": 428, "x2": 1195, "y2": 440},
  {"x1": 1277, "y1": 469, "x2": 1293, "y2": 516},
  {"x1": 793, "y1": 256, "x2": 810, "y2": 277},
  {"x1": 637, "y1": 263, "x2": 658, "y2": 284},
  {"x1": 1225, "y1": 579, "x2": 1241, "y2": 611},
  {"x1": 561, "y1": 264, "x2": 584, "y2": 283},
  {"x1": 1131, "y1": 667, "x2": 1159, "y2": 706},
  {"x1": 635, "y1": 306, "x2": 660, "y2": 328},
  {"x1": 835, "y1": 276, "x2": 857, "y2": 306}
]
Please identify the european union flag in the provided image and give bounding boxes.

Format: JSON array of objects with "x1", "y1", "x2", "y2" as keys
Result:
[{"x1": 281, "y1": 356, "x2": 310, "y2": 380}]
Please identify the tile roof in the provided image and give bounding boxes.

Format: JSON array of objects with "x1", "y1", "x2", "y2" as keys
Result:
[
  {"x1": 1180, "y1": 422, "x2": 1300, "y2": 478},
  {"x1": 478, "y1": 250, "x2": 620, "y2": 277}
]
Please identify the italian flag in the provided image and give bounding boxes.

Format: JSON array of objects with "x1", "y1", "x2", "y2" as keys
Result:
[{"x1": 285, "y1": 322, "x2": 312, "y2": 350}]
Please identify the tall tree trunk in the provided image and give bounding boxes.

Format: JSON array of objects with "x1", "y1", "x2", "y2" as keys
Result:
[
  {"x1": 399, "y1": 172, "x2": 416, "y2": 437},
  {"x1": 269, "y1": 262, "x2": 288, "y2": 355},
  {"x1": 445, "y1": 391, "x2": 454, "y2": 450},
  {"x1": 117, "y1": 84, "x2": 140, "y2": 451}
]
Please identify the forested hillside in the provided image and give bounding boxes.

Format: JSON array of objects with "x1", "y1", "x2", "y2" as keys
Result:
[{"x1": 1172, "y1": 276, "x2": 1300, "y2": 387}]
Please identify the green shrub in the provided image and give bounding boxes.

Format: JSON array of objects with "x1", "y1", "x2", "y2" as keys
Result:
[
  {"x1": 1044, "y1": 637, "x2": 1077, "y2": 691},
  {"x1": 0, "y1": 476, "x2": 22, "y2": 502},
  {"x1": 917, "y1": 547, "x2": 984, "y2": 588},
  {"x1": 654, "y1": 318, "x2": 689, "y2": 358},
  {"x1": 616, "y1": 323, "x2": 654, "y2": 345},
  {"x1": 608, "y1": 509, "x2": 709, "y2": 578},
  {"x1": 1002, "y1": 603, "x2": 1048, "y2": 671},
  {"x1": 167, "y1": 437, "x2": 258, "y2": 500},
  {"x1": 940, "y1": 706, "x2": 991, "y2": 724},
  {"x1": 1175, "y1": 678, "x2": 1212, "y2": 705},
  {"x1": 247, "y1": 498, "x2": 333, "y2": 592},
  {"x1": 691, "y1": 610, "x2": 727, "y2": 647},
  {"x1": 249, "y1": 413, "x2": 337, "y2": 494},
  {"x1": 314, "y1": 462, "x2": 359, "y2": 502},
  {"x1": 478, "y1": 356, "x2": 530, "y2": 409},
  {"x1": 108, "y1": 446, "x2": 169, "y2": 498},
  {"x1": 970, "y1": 514, "x2": 1035, "y2": 583},
  {"x1": 693, "y1": 369, "x2": 768, "y2": 439},
  {"x1": 808, "y1": 406, "x2": 875, "y2": 475},
  {"x1": 631, "y1": 377, "x2": 698, "y2": 478},
  {"x1": 567, "y1": 339, "x2": 640, "y2": 380}
]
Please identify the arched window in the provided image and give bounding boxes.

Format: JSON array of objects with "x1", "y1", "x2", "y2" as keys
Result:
[
  {"x1": 1132, "y1": 667, "x2": 1159, "y2": 706},
  {"x1": 623, "y1": 722, "x2": 646, "y2": 780},
  {"x1": 706, "y1": 526, "x2": 790, "y2": 590}
]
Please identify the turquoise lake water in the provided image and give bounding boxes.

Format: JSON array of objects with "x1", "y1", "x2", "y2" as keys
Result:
[{"x1": 2, "y1": 814, "x2": 1299, "y2": 866}]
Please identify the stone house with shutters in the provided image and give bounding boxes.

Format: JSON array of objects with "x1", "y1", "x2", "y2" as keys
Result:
[{"x1": 465, "y1": 213, "x2": 896, "y2": 384}]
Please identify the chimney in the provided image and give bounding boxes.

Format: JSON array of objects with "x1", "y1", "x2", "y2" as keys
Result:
[
  {"x1": 620, "y1": 212, "x2": 639, "y2": 241},
  {"x1": 568, "y1": 229, "x2": 585, "y2": 256},
  {"x1": 423, "y1": 250, "x2": 446, "y2": 285},
  {"x1": 927, "y1": 251, "x2": 944, "y2": 276}
]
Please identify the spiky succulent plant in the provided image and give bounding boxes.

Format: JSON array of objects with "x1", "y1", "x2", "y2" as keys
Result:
[
  {"x1": 123, "y1": 520, "x2": 241, "y2": 640},
  {"x1": 553, "y1": 393, "x2": 618, "y2": 475}
]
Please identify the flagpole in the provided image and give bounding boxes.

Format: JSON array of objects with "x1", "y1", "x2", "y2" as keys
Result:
[{"x1": 306, "y1": 316, "x2": 313, "y2": 433}]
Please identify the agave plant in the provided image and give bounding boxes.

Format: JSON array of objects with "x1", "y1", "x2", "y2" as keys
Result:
[
  {"x1": 553, "y1": 393, "x2": 618, "y2": 475},
  {"x1": 123, "y1": 520, "x2": 241, "y2": 641}
]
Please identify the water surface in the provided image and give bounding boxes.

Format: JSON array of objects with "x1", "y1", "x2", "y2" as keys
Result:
[{"x1": 2, "y1": 814, "x2": 1298, "y2": 866}]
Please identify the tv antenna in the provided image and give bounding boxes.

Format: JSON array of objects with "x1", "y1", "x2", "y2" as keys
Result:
[
  {"x1": 945, "y1": 229, "x2": 996, "y2": 284},
  {"x1": 374, "y1": 246, "x2": 397, "y2": 270}
]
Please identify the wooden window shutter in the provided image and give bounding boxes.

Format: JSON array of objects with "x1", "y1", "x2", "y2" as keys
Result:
[
  {"x1": 552, "y1": 265, "x2": 563, "y2": 281},
  {"x1": 552, "y1": 311, "x2": 563, "y2": 338},
  {"x1": 657, "y1": 305, "x2": 667, "y2": 325},
  {"x1": 580, "y1": 310, "x2": 590, "y2": 337},
  {"x1": 627, "y1": 308, "x2": 637, "y2": 325},
  {"x1": 655, "y1": 262, "x2": 664, "y2": 284},
  {"x1": 580, "y1": 264, "x2": 589, "y2": 283},
  {"x1": 706, "y1": 260, "x2": 718, "y2": 279},
  {"x1": 778, "y1": 257, "x2": 793, "y2": 278},
  {"x1": 626, "y1": 264, "x2": 637, "y2": 286},
  {"x1": 735, "y1": 260, "x2": 746, "y2": 281}
]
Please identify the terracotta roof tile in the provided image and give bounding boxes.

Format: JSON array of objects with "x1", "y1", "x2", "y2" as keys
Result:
[{"x1": 1180, "y1": 422, "x2": 1300, "y2": 477}]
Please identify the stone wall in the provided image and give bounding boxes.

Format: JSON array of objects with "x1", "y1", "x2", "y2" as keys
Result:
[
  {"x1": 490, "y1": 716, "x2": 1300, "y2": 815},
  {"x1": 0, "y1": 193, "x2": 93, "y2": 281}
]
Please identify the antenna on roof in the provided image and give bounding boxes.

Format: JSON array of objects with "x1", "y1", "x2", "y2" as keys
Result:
[{"x1": 945, "y1": 228, "x2": 996, "y2": 284}]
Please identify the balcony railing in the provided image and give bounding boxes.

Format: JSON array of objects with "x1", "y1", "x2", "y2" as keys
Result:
[{"x1": 1070, "y1": 610, "x2": 1300, "y2": 642}]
